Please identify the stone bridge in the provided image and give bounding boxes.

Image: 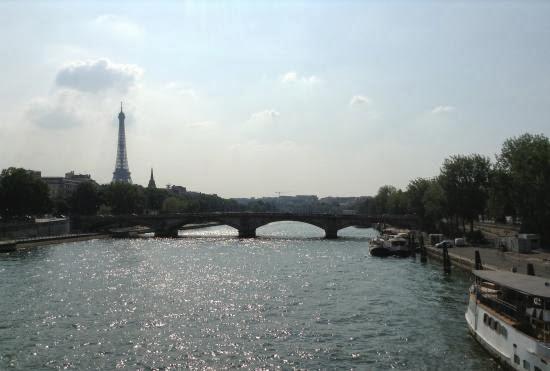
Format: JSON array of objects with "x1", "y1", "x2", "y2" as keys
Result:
[{"x1": 72, "y1": 212, "x2": 418, "y2": 239}]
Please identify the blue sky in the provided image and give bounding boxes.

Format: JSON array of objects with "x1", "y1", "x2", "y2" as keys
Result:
[{"x1": 1, "y1": 1, "x2": 549, "y2": 197}]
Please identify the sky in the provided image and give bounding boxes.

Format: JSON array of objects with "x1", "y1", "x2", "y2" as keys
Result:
[{"x1": 1, "y1": 1, "x2": 549, "y2": 198}]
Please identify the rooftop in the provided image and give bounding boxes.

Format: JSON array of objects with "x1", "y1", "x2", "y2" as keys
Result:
[{"x1": 474, "y1": 270, "x2": 550, "y2": 298}]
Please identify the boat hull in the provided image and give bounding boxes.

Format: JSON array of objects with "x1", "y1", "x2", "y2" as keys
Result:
[
  {"x1": 465, "y1": 293, "x2": 550, "y2": 371},
  {"x1": 369, "y1": 246, "x2": 393, "y2": 257},
  {"x1": 392, "y1": 249, "x2": 412, "y2": 258}
]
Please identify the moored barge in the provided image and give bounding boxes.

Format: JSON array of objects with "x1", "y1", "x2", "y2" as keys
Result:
[{"x1": 466, "y1": 270, "x2": 550, "y2": 370}]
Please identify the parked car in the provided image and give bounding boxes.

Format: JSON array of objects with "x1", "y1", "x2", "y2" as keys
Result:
[
  {"x1": 454, "y1": 237, "x2": 466, "y2": 247},
  {"x1": 436, "y1": 240, "x2": 454, "y2": 249}
]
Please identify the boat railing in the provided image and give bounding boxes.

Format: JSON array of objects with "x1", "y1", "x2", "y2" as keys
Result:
[{"x1": 477, "y1": 291, "x2": 519, "y2": 321}]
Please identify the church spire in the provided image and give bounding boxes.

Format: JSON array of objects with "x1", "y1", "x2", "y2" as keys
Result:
[{"x1": 148, "y1": 168, "x2": 156, "y2": 189}]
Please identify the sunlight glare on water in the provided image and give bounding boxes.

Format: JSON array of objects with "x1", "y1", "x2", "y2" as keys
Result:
[{"x1": 0, "y1": 223, "x2": 499, "y2": 369}]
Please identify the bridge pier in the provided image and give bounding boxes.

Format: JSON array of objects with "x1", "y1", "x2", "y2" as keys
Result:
[
  {"x1": 238, "y1": 228, "x2": 256, "y2": 238},
  {"x1": 155, "y1": 229, "x2": 179, "y2": 238},
  {"x1": 324, "y1": 228, "x2": 338, "y2": 239}
]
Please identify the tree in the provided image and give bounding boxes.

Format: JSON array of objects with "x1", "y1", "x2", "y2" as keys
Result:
[
  {"x1": 439, "y1": 154, "x2": 491, "y2": 232},
  {"x1": 145, "y1": 188, "x2": 169, "y2": 212},
  {"x1": 407, "y1": 177, "x2": 442, "y2": 230},
  {"x1": 407, "y1": 178, "x2": 430, "y2": 218},
  {"x1": 70, "y1": 182, "x2": 100, "y2": 215},
  {"x1": 0, "y1": 167, "x2": 51, "y2": 218},
  {"x1": 372, "y1": 185, "x2": 397, "y2": 214},
  {"x1": 52, "y1": 197, "x2": 70, "y2": 216},
  {"x1": 387, "y1": 189, "x2": 409, "y2": 214},
  {"x1": 422, "y1": 179, "x2": 447, "y2": 231},
  {"x1": 100, "y1": 183, "x2": 146, "y2": 215},
  {"x1": 486, "y1": 167, "x2": 514, "y2": 223},
  {"x1": 162, "y1": 196, "x2": 189, "y2": 213},
  {"x1": 497, "y1": 133, "x2": 550, "y2": 241}
]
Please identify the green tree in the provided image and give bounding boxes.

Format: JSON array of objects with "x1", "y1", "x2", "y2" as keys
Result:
[
  {"x1": 70, "y1": 182, "x2": 100, "y2": 215},
  {"x1": 497, "y1": 133, "x2": 550, "y2": 240},
  {"x1": 439, "y1": 154, "x2": 491, "y2": 232},
  {"x1": 0, "y1": 167, "x2": 51, "y2": 218},
  {"x1": 407, "y1": 178, "x2": 430, "y2": 218},
  {"x1": 100, "y1": 183, "x2": 146, "y2": 215},
  {"x1": 387, "y1": 189, "x2": 409, "y2": 214},
  {"x1": 486, "y1": 167, "x2": 514, "y2": 223},
  {"x1": 422, "y1": 179, "x2": 447, "y2": 231},
  {"x1": 162, "y1": 196, "x2": 189, "y2": 213},
  {"x1": 372, "y1": 185, "x2": 397, "y2": 214},
  {"x1": 52, "y1": 197, "x2": 70, "y2": 216},
  {"x1": 145, "y1": 188, "x2": 169, "y2": 212}
]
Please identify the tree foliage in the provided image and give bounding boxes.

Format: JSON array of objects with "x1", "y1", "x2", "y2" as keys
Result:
[
  {"x1": 70, "y1": 182, "x2": 100, "y2": 215},
  {"x1": 439, "y1": 154, "x2": 491, "y2": 231},
  {"x1": 496, "y1": 133, "x2": 550, "y2": 239},
  {"x1": 0, "y1": 167, "x2": 51, "y2": 218},
  {"x1": 100, "y1": 183, "x2": 146, "y2": 215}
]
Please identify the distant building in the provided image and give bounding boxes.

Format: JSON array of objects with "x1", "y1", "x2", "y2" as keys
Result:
[
  {"x1": 147, "y1": 168, "x2": 156, "y2": 189},
  {"x1": 167, "y1": 185, "x2": 187, "y2": 196},
  {"x1": 42, "y1": 171, "x2": 97, "y2": 199}
]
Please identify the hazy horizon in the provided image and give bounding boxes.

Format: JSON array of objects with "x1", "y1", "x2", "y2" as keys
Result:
[{"x1": 1, "y1": 1, "x2": 549, "y2": 198}]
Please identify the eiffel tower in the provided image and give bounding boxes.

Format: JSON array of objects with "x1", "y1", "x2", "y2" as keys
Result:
[{"x1": 112, "y1": 103, "x2": 132, "y2": 183}]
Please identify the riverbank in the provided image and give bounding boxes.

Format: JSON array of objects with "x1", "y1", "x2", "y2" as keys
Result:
[
  {"x1": 1, "y1": 233, "x2": 109, "y2": 251},
  {"x1": 1, "y1": 222, "x2": 224, "y2": 251},
  {"x1": 425, "y1": 245, "x2": 550, "y2": 278}
]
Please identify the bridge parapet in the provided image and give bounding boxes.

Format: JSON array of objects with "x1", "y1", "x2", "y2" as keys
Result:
[{"x1": 73, "y1": 213, "x2": 417, "y2": 239}]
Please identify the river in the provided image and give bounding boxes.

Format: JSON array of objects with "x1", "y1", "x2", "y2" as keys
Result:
[{"x1": 0, "y1": 222, "x2": 500, "y2": 369}]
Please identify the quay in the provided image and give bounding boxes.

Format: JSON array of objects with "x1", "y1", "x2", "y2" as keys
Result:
[
  {"x1": 0, "y1": 233, "x2": 107, "y2": 251},
  {"x1": 425, "y1": 245, "x2": 550, "y2": 278}
]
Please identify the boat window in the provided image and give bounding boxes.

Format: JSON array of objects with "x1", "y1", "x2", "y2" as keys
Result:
[
  {"x1": 514, "y1": 355, "x2": 520, "y2": 364},
  {"x1": 523, "y1": 359, "x2": 530, "y2": 370},
  {"x1": 483, "y1": 313, "x2": 488, "y2": 324},
  {"x1": 500, "y1": 326, "x2": 508, "y2": 338},
  {"x1": 534, "y1": 366, "x2": 541, "y2": 371}
]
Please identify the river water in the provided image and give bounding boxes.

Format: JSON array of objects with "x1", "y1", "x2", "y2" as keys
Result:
[{"x1": 0, "y1": 222, "x2": 500, "y2": 370}]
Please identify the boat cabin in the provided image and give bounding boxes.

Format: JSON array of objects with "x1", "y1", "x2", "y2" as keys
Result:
[
  {"x1": 389, "y1": 237, "x2": 408, "y2": 247},
  {"x1": 473, "y1": 270, "x2": 550, "y2": 342}
]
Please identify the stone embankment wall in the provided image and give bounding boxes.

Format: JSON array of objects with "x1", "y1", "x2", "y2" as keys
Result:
[{"x1": 0, "y1": 220, "x2": 70, "y2": 240}]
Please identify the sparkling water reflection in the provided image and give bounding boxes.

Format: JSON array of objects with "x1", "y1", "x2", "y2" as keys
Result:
[{"x1": 0, "y1": 223, "x2": 499, "y2": 369}]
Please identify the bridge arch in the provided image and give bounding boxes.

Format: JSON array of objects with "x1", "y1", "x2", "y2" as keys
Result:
[
  {"x1": 256, "y1": 220, "x2": 326, "y2": 238},
  {"x1": 74, "y1": 213, "x2": 414, "y2": 240},
  {"x1": 176, "y1": 222, "x2": 238, "y2": 237}
]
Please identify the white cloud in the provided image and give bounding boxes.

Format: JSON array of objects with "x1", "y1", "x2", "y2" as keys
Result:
[
  {"x1": 26, "y1": 90, "x2": 84, "y2": 129},
  {"x1": 431, "y1": 105, "x2": 456, "y2": 114},
  {"x1": 281, "y1": 71, "x2": 298, "y2": 83},
  {"x1": 250, "y1": 109, "x2": 280, "y2": 121},
  {"x1": 93, "y1": 14, "x2": 144, "y2": 39},
  {"x1": 187, "y1": 120, "x2": 216, "y2": 129},
  {"x1": 56, "y1": 59, "x2": 143, "y2": 93},
  {"x1": 165, "y1": 82, "x2": 198, "y2": 99},
  {"x1": 280, "y1": 71, "x2": 321, "y2": 85},
  {"x1": 350, "y1": 95, "x2": 370, "y2": 106}
]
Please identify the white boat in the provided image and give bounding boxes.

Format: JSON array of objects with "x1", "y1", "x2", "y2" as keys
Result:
[
  {"x1": 369, "y1": 236, "x2": 392, "y2": 257},
  {"x1": 466, "y1": 270, "x2": 550, "y2": 370},
  {"x1": 384, "y1": 237, "x2": 411, "y2": 257}
]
